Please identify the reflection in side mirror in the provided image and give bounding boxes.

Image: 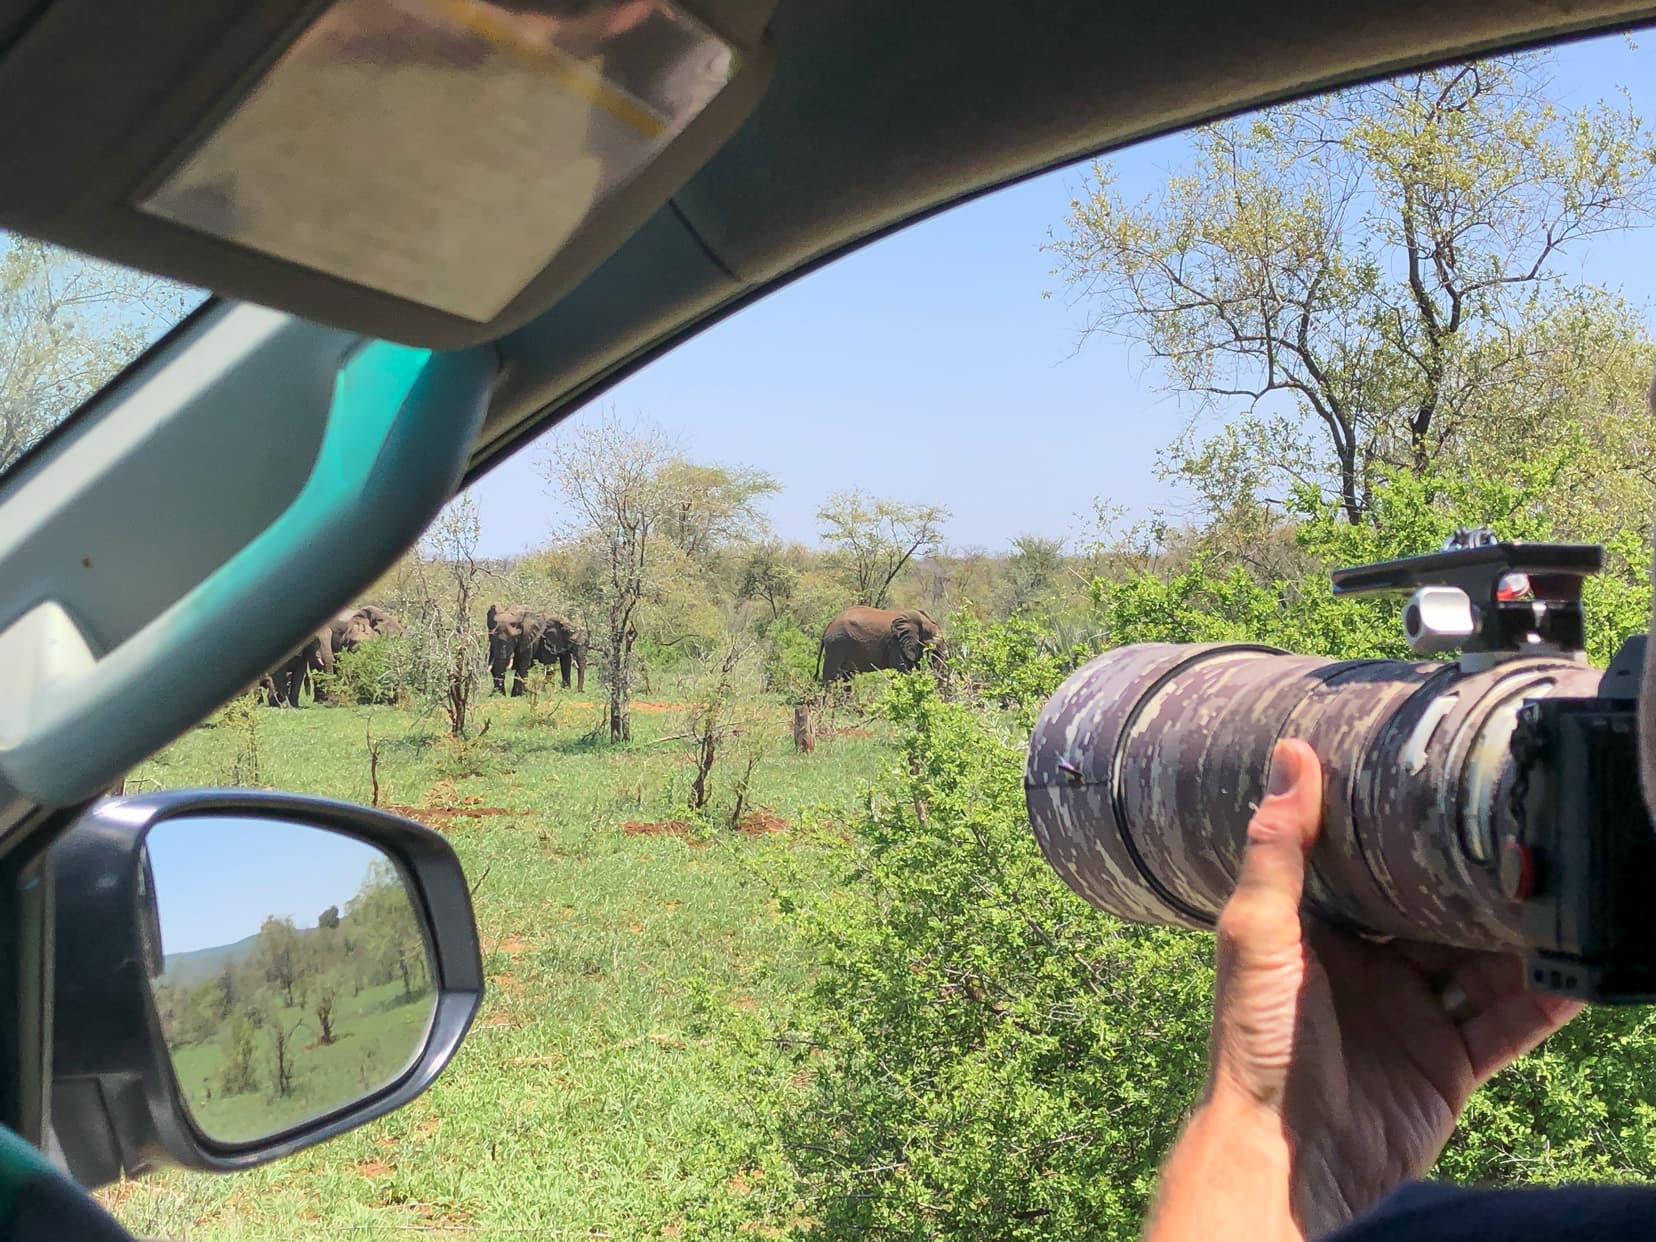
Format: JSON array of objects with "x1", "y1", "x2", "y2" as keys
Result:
[
  {"x1": 51, "y1": 790, "x2": 482, "y2": 1189},
  {"x1": 144, "y1": 818, "x2": 437, "y2": 1147}
]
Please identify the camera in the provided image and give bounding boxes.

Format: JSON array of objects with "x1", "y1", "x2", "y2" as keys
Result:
[{"x1": 1024, "y1": 529, "x2": 1656, "y2": 1003}]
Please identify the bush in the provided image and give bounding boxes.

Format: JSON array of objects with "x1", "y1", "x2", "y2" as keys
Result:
[
  {"x1": 774, "y1": 667, "x2": 1214, "y2": 1238},
  {"x1": 330, "y1": 637, "x2": 404, "y2": 706},
  {"x1": 215, "y1": 690, "x2": 266, "y2": 787},
  {"x1": 760, "y1": 616, "x2": 822, "y2": 703},
  {"x1": 1097, "y1": 464, "x2": 1650, "y2": 664},
  {"x1": 944, "y1": 610, "x2": 1083, "y2": 725}
]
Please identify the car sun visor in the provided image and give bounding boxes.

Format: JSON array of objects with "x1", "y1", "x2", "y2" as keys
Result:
[
  {"x1": 0, "y1": 300, "x2": 495, "y2": 825},
  {"x1": 0, "y1": 0, "x2": 776, "y2": 349}
]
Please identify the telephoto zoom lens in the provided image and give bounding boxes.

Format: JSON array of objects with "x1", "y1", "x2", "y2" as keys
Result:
[{"x1": 1025, "y1": 643, "x2": 1601, "y2": 951}]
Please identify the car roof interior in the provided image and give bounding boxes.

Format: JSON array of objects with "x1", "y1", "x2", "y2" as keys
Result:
[{"x1": 7, "y1": 0, "x2": 1656, "y2": 479}]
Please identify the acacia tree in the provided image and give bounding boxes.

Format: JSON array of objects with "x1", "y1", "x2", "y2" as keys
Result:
[
  {"x1": 738, "y1": 540, "x2": 801, "y2": 620},
  {"x1": 0, "y1": 239, "x2": 197, "y2": 472},
  {"x1": 401, "y1": 494, "x2": 490, "y2": 737},
  {"x1": 1005, "y1": 535, "x2": 1066, "y2": 613},
  {"x1": 816, "y1": 489, "x2": 949, "y2": 607},
  {"x1": 548, "y1": 417, "x2": 675, "y2": 742},
  {"x1": 658, "y1": 460, "x2": 778, "y2": 558},
  {"x1": 254, "y1": 916, "x2": 304, "y2": 1009},
  {"x1": 1049, "y1": 53, "x2": 1656, "y2": 525},
  {"x1": 546, "y1": 413, "x2": 773, "y2": 741}
]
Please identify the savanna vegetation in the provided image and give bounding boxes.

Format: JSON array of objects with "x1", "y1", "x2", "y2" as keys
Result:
[
  {"x1": 151, "y1": 860, "x2": 433, "y2": 1144},
  {"x1": 49, "y1": 39, "x2": 1656, "y2": 1242}
]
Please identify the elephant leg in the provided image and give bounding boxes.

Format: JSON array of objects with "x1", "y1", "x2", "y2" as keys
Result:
[
  {"x1": 511, "y1": 642, "x2": 532, "y2": 696},
  {"x1": 489, "y1": 645, "x2": 508, "y2": 695},
  {"x1": 558, "y1": 651, "x2": 572, "y2": 689}
]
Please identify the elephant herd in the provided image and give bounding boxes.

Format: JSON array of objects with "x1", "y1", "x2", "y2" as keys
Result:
[
  {"x1": 258, "y1": 600, "x2": 938, "y2": 706},
  {"x1": 486, "y1": 603, "x2": 585, "y2": 694},
  {"x1": 259, "y1": 605, "x2": 405, "y2": 707},
  {"x1": 257, "y1": 602, "x2": 590, "y2": 707}
]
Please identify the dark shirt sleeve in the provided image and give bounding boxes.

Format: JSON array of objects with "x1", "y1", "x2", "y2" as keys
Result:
[{"x1": 1326, "y1": 1181, "x2": 1656, "y2": 1241}]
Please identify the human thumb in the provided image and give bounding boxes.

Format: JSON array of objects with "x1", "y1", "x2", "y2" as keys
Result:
[{"x1": 1230, "y1": 739, "x2": 1322, "y2": 919}]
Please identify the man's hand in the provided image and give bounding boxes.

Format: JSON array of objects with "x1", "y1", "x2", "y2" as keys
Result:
[{"x1": 1146, "y1": 738, "x2": 1583, "y2": 1242}]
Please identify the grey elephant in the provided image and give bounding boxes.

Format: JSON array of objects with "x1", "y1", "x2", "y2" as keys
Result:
[
  {"x1": 487, "y1": 603, "x2": 586, "y2": 694},
  {"x1": 818, "y1": 606, "x2": 946, "y2": 683},
  {"x1": 263, "y1": 626, "x2": 335, "y2": 707},
  {"x1": 329, "y1": 605, "x2": 403, "y2": 657}
]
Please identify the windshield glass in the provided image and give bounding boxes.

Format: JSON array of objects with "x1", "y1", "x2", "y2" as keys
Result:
[{"x1": 0, "y1": 233, "x2": 207, "y2": 475}]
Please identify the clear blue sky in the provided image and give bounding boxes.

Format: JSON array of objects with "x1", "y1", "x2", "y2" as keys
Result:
[
  {"x1": 146, "y1": 817, "x2": 393, "y2": 955},
  {"x1": 467, "y1": 31, "x2": 1656, "y2": 560}
]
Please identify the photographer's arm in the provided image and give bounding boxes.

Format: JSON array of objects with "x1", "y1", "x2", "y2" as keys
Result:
[{"x1": 1143, "y1": 740, "x2": 1581, "y2": 1242}]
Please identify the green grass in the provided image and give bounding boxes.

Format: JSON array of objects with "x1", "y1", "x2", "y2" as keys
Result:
[
  {"x1": 169, "y1": 981, "x2": 434, "y2": 1146},
  {"x1": 102, "y1": 688, "x2": 890, "y2": 1240}
]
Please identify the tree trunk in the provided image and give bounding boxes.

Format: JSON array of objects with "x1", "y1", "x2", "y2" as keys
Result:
[
  {"x1": 1338, "y1": 443, "x2": 1363, "y2": 526},
  {"x1": 690, "y1": 731, "x2": 715, "y2": 810},
  {"x1": 793, "y1": 704, "x2": 816, "y2": 754}
]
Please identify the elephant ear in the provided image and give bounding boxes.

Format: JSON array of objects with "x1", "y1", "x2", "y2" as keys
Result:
[
  {"x1": 892, "y1": 613, "x2": 923, "y2": 665},
  {"x1": 486, "y1": 602, "x2": 502, "y2": 631}
]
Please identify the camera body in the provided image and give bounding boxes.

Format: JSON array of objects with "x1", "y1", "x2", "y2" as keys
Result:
[
  {"x1": 1511, "y1": 668, "x2": 1656, "y2": 1001},
  {"x1": 1025, "y1": 531, "x2": 1656, "y2": 1004}
]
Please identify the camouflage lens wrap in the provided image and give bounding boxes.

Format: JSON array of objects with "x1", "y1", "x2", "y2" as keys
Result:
[{"x1": 1026, "y1": 643, "x2": 1603, "y2": 952}]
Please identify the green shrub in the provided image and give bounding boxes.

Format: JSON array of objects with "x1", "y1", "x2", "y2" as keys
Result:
[
  {"x1": 774, "y1": 669, "x2": 1214, "y2": 1238},
  {"x1": 944, "y1": 610, "x2": 1083, "y2": 726},
  {"x1": 215, "y1": 690, "x2": 266, "y2": 787},
  {"x1": 1098, "y1": 464, "x2": 1650, "y2": 664},
  {"x1": 330, "y1": 637, "x2": 404, "y2": 706},
  {"x1": 760, "y1": 616, "x2": 822, "y2": 703}
]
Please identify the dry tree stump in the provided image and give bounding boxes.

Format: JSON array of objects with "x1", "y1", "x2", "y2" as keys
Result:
[{"x1": 793, "y1": 704, "x2": 816, "y2": 754}]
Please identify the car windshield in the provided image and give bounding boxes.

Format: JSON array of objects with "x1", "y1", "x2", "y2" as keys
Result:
[{"x1": 0, "y1": 233, "x2": 207, "y2": 476}]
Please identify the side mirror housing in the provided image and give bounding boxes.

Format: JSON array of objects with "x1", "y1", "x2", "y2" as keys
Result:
[{"x1": 49, "y1": 790, "x2": 482, "y2": 1187}]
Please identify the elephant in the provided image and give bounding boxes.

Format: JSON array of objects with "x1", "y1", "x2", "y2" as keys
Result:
[
  {"x1": 487, "y1": 603, "x2": 585, "y2": 694},
  {"x1": 263, "y1": 626, "x2": 335, "y2": 707},
  {"x1": 818, "y1": 606, "x2": 946, "y2": 683},
  {"x1": 329, "y1": 605, "x2": 403, "y2": 656}
]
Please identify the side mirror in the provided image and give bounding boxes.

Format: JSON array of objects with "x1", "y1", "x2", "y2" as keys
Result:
[{"x1": 48, "y1": 791, "x2": 482, "y2": 1187}]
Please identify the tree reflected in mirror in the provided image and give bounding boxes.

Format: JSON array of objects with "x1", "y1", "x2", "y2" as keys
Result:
[{"x1": 143, "y1": 816, "x2": 436, "y2": 1145}]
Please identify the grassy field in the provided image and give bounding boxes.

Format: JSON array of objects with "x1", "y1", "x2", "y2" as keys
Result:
[
  {"x1": 169, "y1": 979, "x2": 435, "y2": 1146},
  {"x1": 101, "y1": 686, "x2": 890, "y2": 1240}
]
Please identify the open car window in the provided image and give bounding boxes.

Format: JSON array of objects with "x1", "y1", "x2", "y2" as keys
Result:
[{"x1": 0, "y1": 234, "x2": 207, "y2": 476}]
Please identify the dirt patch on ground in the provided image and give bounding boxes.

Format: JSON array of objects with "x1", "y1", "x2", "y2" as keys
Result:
[
  {"x1": 621, "y1": 819, "x2": 707, "y2": 846},
  {"x1": 622, "y1": 814, "x2": 787, "y2": 841},
  {"x1": 386, "y1": 802, "x2": 525, "y2": 831},
  {"x1": 493, "y1": 934, "x2": 530, "y2": 957},
  {"x1": 737, "y1": 811, "x2": 790, "y2": 837}
]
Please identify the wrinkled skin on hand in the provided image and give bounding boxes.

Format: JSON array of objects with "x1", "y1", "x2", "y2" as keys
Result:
[{"x1": 1155, "y1": 739, "x2": 1582, "y2": 1241}]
